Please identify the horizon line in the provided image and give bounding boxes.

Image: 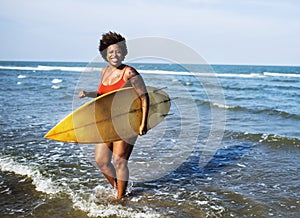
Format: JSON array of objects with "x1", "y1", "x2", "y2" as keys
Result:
[{"x1": 0, "y1": 59, "x2": 299, "y2": 68}]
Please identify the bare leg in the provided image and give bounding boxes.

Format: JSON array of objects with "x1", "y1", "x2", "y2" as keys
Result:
[
  {"x1": 112, "y1": 138, "x2": 136, "y2": 199},
  {"x1": 95, "y1": 143, "x2": 116, "y2": 188}
]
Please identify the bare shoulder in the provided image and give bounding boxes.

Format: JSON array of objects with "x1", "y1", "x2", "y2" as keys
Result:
[
  {"x1": 124, "y1": 65, "x2": 147, "y2": 94},
  {"x1": 124, "y1": 65, "x2": 139, "y2": 80}
]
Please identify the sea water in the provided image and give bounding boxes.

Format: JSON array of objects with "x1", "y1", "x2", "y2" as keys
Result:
[{"x1": 0, "y1": 61, "x2": 299, "y2": 217}]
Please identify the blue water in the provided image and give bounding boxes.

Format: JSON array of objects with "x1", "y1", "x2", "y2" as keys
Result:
[{"x1": 0, "y1": 60, "x2": 299, "y2": 217}]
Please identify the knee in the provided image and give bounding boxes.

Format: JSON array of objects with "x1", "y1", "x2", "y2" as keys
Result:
[
  {"x1": 95, "y1": 156, "x2": 110, "y2": 170},
  {"x1": 113, "y1": 156, "x2": 127, "y2": 170}
]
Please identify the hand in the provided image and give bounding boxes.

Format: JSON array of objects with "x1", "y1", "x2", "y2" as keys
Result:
[
  {"x1": 78, "y1": 91, "x2": 86, "y2": 98},
  {"x1": 139, "y1": 123, "x2": 148, "y2": 136}
]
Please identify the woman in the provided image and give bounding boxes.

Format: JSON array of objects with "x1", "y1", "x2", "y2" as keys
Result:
[{"x1": 78, "y1": 31, "x2": 149, "y2": 199}]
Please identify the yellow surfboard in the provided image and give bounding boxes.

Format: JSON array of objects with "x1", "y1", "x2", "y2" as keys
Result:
[{"x1": 44, "y1": 86, "x2": 171, "y2": 144}]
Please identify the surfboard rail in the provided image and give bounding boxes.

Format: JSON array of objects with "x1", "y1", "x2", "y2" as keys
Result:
[{"x1": 44, "y1": 86, "x2": 171, "y2": 144}]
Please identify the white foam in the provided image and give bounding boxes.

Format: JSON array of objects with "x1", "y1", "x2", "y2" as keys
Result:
[
  {"x1": 0, "y1": 155, "x2": 62, "y2": 195},
  {"x1": 0, "y1": 66, "x2": 37, "y2": 71},
  {"x1": 237, "y1": 163, "x2": 246, "y2": 168},
  {"x1": 141, "y1": 69, "x2": 193, "y2": 76},
  {"x1": 37, "y1": 65, "x2": 100, "y2": 72},
  {"x1": 2, "y1": 64, "x2": 300, "y2": 78},
  {"x1": 71, "y1": 185, "x2": 160, "y2": 218},
  {"x1": 0, "y1": 65, "x2": 102, "y2": 72},
  {"x1": 85, "y1": 203, "x2": 159, "y2": 218},
  {"x1": 140, "y1": 69, "x2": 223, "y2": 77},
  {"x1": 263, "y1": 72, "x2": 300, "y2": 78},
  {"x1": 2, "y1": 64, "x2": 300, "y2": 79},
  {"x1": 51, "y1": 85, "x2": 62, "y2": 89},
  {"x1": 0, "y1": 154, "x2": 160, "y2": 217},
  {"x1": 51, "y1": 78, "x2": 63, "y2": 84},
  {"x1": 139, "y1": 69, "x2": 258, "y2": 78},
  {"x1": 217, "y1": 73, "x2": 266, "y2": 78},
  {"x1": 141, "y1": 70, "x2": 300, "y2": 79},
  {"x1": 212, "y1": 103, "x2": 237, "y2": 109},
  {"x1": 17, "y1": 74, "x2": 27, "y2": 79},
  {"x1": 196, "y1": 200, "x2": 209, "y2": 205}
]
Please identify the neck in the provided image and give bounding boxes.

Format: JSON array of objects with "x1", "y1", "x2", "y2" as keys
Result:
[{"x1": 109, "y1": 64, "x2": 125, "y2": 71}]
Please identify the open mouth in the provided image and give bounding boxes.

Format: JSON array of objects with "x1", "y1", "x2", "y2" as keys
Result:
[{"x1": 110, "y1": 58, "x2": 119, "y2": 63}]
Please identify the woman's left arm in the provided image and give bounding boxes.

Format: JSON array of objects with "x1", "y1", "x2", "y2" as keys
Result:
[{"x1": 126, "y1": 67, "x2": 149, "y2": 135}]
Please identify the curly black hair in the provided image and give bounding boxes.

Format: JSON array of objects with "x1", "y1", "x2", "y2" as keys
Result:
[{"x1": 99, "y1": 31, "x2": 128, "y2": 61}]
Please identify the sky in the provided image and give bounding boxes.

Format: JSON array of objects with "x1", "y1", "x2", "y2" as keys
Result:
[{"x1": 0, "y1": 0, "x2": 300, "y2": 66}]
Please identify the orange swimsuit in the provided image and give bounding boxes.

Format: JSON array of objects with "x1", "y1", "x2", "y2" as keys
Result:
[{"x1": 97, "y1": 66, "x2": 128, "y2": 95}]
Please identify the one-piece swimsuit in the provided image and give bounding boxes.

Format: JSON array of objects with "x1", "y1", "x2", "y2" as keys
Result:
[{"x1": 97, "y1": 65, "x2": 128, "y2": 95}]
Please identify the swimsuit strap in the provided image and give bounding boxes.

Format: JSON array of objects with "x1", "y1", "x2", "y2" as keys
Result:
[
  {"x1": 101, "y1": 65, "x2": 127, "y2": 86},
  {"x1": 97, "y1": 65, "x2": 128, "y2": 95}
]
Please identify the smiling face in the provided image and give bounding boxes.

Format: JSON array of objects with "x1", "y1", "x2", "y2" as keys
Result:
[{"x1": 106, "y1": 44, "x2": 124, "y2": 67}]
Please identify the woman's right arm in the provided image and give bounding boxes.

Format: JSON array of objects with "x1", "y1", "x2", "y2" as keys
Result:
[
  {"x1": 78, "y1": 67, "x2": 105, "y2": 99},
  {"x1": 78, "y1": 91, "x2": 98, "y2": 98}
]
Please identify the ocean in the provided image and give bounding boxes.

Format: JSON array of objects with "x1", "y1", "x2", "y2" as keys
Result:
[{"x1": 0, "y1": 60, "x2": 299, "y2": 217}]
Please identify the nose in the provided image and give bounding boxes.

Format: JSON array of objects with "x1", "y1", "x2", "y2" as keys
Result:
[{"x1": 111, "y1": 50, "x2": 122, "y2": 57}]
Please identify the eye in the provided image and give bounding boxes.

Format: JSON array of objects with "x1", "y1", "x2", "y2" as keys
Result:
[{"x1": 108, "y1": 49, "x2": 122, "y2": 55}]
